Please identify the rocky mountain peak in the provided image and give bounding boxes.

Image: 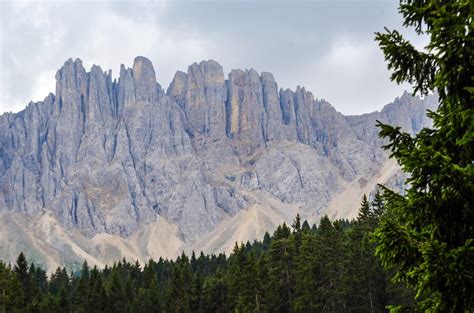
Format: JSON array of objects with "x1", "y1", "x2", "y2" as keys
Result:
[
  {"x1": 0, "y1": 56, "x2": 438, "y2": 269},
  {"x1": 133, "y1": 56, "x2": 160, "y2": 104},
  {"x1": 167, "y1": 70, "x2": 188, "y2": 99}
]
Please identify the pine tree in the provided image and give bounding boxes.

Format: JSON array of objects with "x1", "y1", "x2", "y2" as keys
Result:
[
  {"x1": 80, "y1": 261, "x2": 90, "y2": 279},
  {"x1": 301, "y1": 220, "x2": 311, "y2": 233},
  {"x1": 347, "y1": 196, "x2": 387, "y2": 313},
  {"x1": 294, "y1": 232, "x2": 318, "y2": 313},
  {"x1": 268, "y1": 223, "x2": 296, "y2": 313},
  {"x1": 230, "y1": 246, "x2": 264, "y2": 312},
  {"x1": 27, "y1": 263, "x2": 42, "y2": 312},
  {"x1": 0, "y1": 261, "x2": 24, "y2": 311},
  {"x1": 226, "y1": 242, "x2": 243, "y2": 310},
  {"x1": 72, "y1": 261, "x2": 91, "y2": 312},
  {"x1": 253, "y1": 252, "x2": 270, "y2": 313},
  {"x1": 89, "y1": 268, "x2": 107, "y2": 312},
  {"x1": 292, "y1": 214, "x2": 303, "y2": 255},
  {"x1": 313, "y1": 216, "x2": 350, "y2": 312},
  {"x1": 123, "y1": 276, "x2": 134, "y2": 312},
  {"x1": 135, "y1": 277, "x2": 161, "y2": 312},
  {"x1": 0, "y1": 213, "x2": 424, "y2": 313},
  {"x1": 190, "y1": 272, "x2": 204, "y2": 313},
  {"x1": 13, "y1": 253, "x2": 29, "y2": 291},
  {"x1": 57, "y1": 285, "x2": 70, "y2": 313},
  {"x1": 373, "y1": 0, "x2": 474, "y2": 311},
  {"x1": 13, "y1": 252, "x2": 36, "y2": 310},
  {"x1": 106, "y1": 270, "x2": 125, "y2": 312},
  {"x1": 166, "y1": 253, "x2": 192, "y2": 313},
  {"x1": 49, "y1": 267, "x2": 70, "y2": 295},
  {"x1": 203, "y1": 268, "x2": 227, "y2": 313}
]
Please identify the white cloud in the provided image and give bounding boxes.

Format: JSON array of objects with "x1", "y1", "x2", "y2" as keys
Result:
[
  {"x1": 0, "y1": 0, "x2": 424, "y2": 115},
  {"x1": 306, "y1": 37, "x2": 411, "y2": 114},
  {"x1": 0, "y1": 0, "x2": 219, "y2": 113}
]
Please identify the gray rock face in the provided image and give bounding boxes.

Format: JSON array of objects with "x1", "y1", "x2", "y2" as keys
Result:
[
  {"x1": 225, "y1": 68, "x2": 266, "y2": 155},
  {"x1": 167, "y1": 60, "x2": 227, "y2": 147},
  {"x1": 0, "y1": 57, "x2": 437, "y2": 245}
]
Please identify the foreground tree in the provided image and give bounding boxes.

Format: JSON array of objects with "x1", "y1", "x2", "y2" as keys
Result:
[{"x1": 374, "y1": 0, "x2": 473, "y2": 311}]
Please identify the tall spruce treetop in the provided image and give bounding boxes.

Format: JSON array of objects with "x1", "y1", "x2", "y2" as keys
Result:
[{"x1": 374, "y1": 0, "x2": 473, "y2": 312}]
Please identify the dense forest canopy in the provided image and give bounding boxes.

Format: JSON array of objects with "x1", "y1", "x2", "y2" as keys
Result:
[{"x1": 0, "y1": 194, "x2": 415, "y2": 313}]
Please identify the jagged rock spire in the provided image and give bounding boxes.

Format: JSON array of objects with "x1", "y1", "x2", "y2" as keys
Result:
[{"x1": 0, "y1": 56, "x2": 438, "y2": 261}]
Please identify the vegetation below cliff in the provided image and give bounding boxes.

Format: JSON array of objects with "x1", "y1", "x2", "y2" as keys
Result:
[{"x1": 0, "y1": 194, "x2": 416, "y2": 312}]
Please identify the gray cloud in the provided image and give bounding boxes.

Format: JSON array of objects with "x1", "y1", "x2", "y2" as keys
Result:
[{"x1": 0, "y1": 0, "x2": 426, "y2": 115}]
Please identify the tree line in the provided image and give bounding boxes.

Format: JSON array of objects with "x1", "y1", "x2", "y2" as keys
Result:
[{"x1": 0, "y1": 193, "x2": 416, "y2": 312}]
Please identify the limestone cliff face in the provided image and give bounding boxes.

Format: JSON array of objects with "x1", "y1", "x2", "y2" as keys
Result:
[
  {"x1": 167, "y1": 60, "x2": 227, "y2": 147},
  {"x1": 0, "y1": 57, "x2": 437, "y2": 267}
]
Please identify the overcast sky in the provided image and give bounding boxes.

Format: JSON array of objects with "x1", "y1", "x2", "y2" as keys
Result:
[{"x1": 0, "y1": 0, "x2": 426, "y2": 115}]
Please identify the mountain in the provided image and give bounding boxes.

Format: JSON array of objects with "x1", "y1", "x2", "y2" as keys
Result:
[{"x1": 0, "y1": 56, "x2": 437, "y2": 270}]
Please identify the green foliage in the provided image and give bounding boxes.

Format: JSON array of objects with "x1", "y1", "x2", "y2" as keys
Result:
[
  {"x1": 1, "y1": 196, "x2": 419, "y2": 312},
  {"x1": 0, "y1": 261, "x2": 23, "y2": 312},
  {"x1": 374, "y1": 0, "x2": 474, "y2": 311}
]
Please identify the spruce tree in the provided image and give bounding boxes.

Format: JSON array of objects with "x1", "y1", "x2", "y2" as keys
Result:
[
  {"x1": 226, "y1": 243, "x2": 245, "y2": 310},
  {"x1": 27, "y1": 263, "x2": 42, "y2": 312},
  {"x1": 348, "y1": 196, "x2": 387, "y2": 313},
  {"x1": 202, "y1": 268, "x2": 228, "y2": 313},
  {"x1": 57, "y1": 286, "x2": 70, "y2": 313},
  {"x1": 268, "y1": 223, "x2": 295, "y2": 313},
  {"x1": 313, "y1": 216, "x2": 349, "y2": 312},
  {"x1": 13, "y1": 252, "x2": 34, "y2": 310},
  {"x1": 166, "y1": 253, "x2": 192, "y2": 313},
  {"x1": 107, "y1": 270, "x2": 125, "y2": 312},
  {"x1": 89, "y1": 268, "x2": 107, "y2": 312},
  {"x1": 294, "y1": 232, "x2": 318, "y2": 313},
  {"x1": 72, "y1": 262, "x2": 90, "y2": 312},
  {"x1": 49, "y1": 267, "x2": 70, "y2": 295},
  {"x1": 0, "y1": 261, "x2": 24, "y2": 311},
  {"x1": 13, "y1": 253, "x2": 29, "y2": 292},
  {"x1": 373, "y1": 0, "x2": 474, "y2": 311}
]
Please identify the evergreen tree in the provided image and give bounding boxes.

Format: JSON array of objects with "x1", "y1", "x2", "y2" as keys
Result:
[
  {"x1": 39, "y1": 292, "x2": 59, "y2": 313},
  {"x1": 13, "y1": 252, "x2": 37, "y2": 310},
  {"x1": 166, "y1": 253, "x2": 192, "y2": 313},
  {"x1": 72, "y1": 262, "x2": 90, "y2": 312},
  {"x1": 49, "y1": 267, "x2": 70, "y2": 295},
  {"x1": 89, "y1": 268, "x2": 107, "y2": 312},
  {"x1": 123, "y1": 276, "x2": 134, "y2": 312},
  {"x1": 268, "y1": 223, "x2": 296, "y2": 313},
  {"x1": 292, "y1": 214, "x2": 303, "y2": 255},
  {"x1": 81, "y1": 261, "x2": 90, "y2": 278},
  {"x1": 13, "y1": 253, "x2": 29, "y2": 292},
  {"x1": 190, "y1": 272, "x2": 204, "y2": 313},
  {"x1": 0, "y1": 261, "x2": 24, "y2": 312},
  {"x1": 30, "y1": 264, "x2": 48, "y2": 294},
  {"x1": 1, "y1": 212, "x2": 422, "y2": 313},
  {"x1": 56, "y1": 286, "x2": 70, "y2": 313},
  {"x1": 313, "y1": 216, "x2": 350, "y2": 312},
  {"x1": 230, "y1": 246, "x2": 265, "y2": 312},
  {"x1": 301, "y1": 220, "x2": 311, "y2": 233},
  {"x1": 135, "y1": 279, "x2": 161, "y2": 312},
  {"x1": 294, "y1": 232, "x2": 318, "y2": 313},
  {"x1": 106, "y1": 270, "x2": 125, "y2": 313},
  {"x1": 203, "y1": 268, "x2": 228, "y2": 313},
  {"x1": 373, "y1": 0, "x2": 474, "y2": 311},
  {"x1": 226, "y1": 242, "x2": 244, "y2": 310},
  {"x1": 348, "y1": 196, "x2": 386, "y2": 313},
  {"x1": 27, "y1": 263, "x2": 42, "y2": 312}
]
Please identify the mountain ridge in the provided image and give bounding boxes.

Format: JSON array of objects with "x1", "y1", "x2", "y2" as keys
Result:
[{"x1": 0, "y1": 56, "x2": 437, "y2": 269}]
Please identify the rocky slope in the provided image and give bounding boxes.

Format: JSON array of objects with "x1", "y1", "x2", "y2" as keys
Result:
[{"x1": 0, "y1": 57, "x2": 437, "y2": 269}]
